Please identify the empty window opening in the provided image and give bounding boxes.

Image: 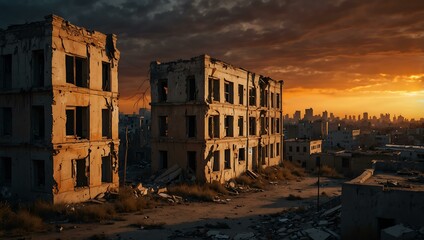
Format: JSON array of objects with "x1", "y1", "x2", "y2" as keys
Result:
[
  {"x1": 303, "y1": 146, "x2": 307, "y2": 153},
  {"x1": 249, "y1": 87, "x2": 256, "y2": 106},
  {"x1": 102, "y1": 155, "x2": 113, "y2": 183},
  {"x1": 289, "y1": 146, "x2": 293, "y2": 152},
  {"x1": 271, "y1": 93, "x2": 275, "y2": 108},
  {"x1": 0, "y1": 157, "x2": 12, "y2": 186},
  {"x1": 159, "y1": 116, "x2": 168, "y2": 137},
  {"x1": 271, "y1": 117, "x2": 275, "y2": 134},
  {"x1": 66, "y1": 107, "x2": 89, "y2": 139},
  {"x1": 66, "y1": 55, "x2": 88, "y2": 87},
  {"x1": 224, "y1": 80, "x2": 234, "y2": 103},
  {"x1": 259, "y1": 146, "x2": 266, "y2": 165},
  {"x1": 32, "y1": 106, "x2": 45, "y2": 140},
  {"x1": 102, "y1": 62, "x2": 111, "y2": 91},
  {"x1": 265, "y1": 145, "x2": 269, "y2": 158},
  {"x1": 208, "y1": 77, "x2": 220, "y2": 102},
  {"x1": 342, "y1": 158, "x2": 350, "y2": 168},
  {"x1": 33, "y1": 160, "x2": 45, "y2": 188},
  {"x1": 224, "y1": 115, "x2": 233, "y2": 137},
  {"x1": 249, "y1": 117, "x2": 256, "y2": 136},
  {"x1": 187, "y1": 151, "x2": 196, "y2": 172},
  {"x1": 159, "y1": 151, "x2": 168, "y2": 169},
  {"x1": 276, "y1": 93, "x2": 280, "y2": 108},
  {"x1": 0, "y1": 54, "x2": 12, "y2": 89},
  {"x1": 270, "y1": 144, "x2": 275, "y2": 158},
  {"x1": 187, "y1": 115, "x2": 196, "y2": 138},
  {"x1": 260, "y1": 116, "x2": 268, "y2": 135},
  {"x1": 208, "y1": 115, "x2": 220, "y2": 138},
  {"x1": 33, "y1": 50, "x2": 44, "y2": 87},
  {"x1": 260, "y1": 87, "x2": 267, "y2": 107},
  {"x1": 158, "y1": 79, "x2": 168, "y2": 102},
  {"x1": 224, "y1": 149, "x2": 231, "y2": 169},
  {"x1": 73, "y1": 158, "x2": 88, "y2": 188},
  {"x1": 239, "y1": 148, "x2": 245, "y2": 162},
  {"x1": 102, "y1": 109, "x2": 111, "y2": 138},
  {"x1": 276, "y1": 118, "x2": 280, "y2": 133},
  {"x1": 0, "y1": 107, "x2": 12, "y2": 136},
  {"x1": 238, "y1": 84, "x2": 244, "y2": 105},
  {"x1": 187, "y1": 76, "x2": 196, "y2": 101},
  {"x1": 276, "y1": 143, "x2": 280, "y2": 156},
  {"x1": 296, "y1": 146, "x2": 300, "y2": 152},
  {"x1": 238, "y1": 116, "x2": 243, "y2": 136},
  {"x1": 213, "y1": 151, "x2": 220, "y2": 171}
]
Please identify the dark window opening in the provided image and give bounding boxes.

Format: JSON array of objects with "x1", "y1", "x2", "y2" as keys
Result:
[
  {"x1": 259, "y1": 146, "x2": 266, "y2": 165},
  {"x1": 102, "y1": 62, "x2": 111, "y2": 91},
  {"x1": 102, "y1": 109, "x2": 111, "y2": 138},
  {"x1": 224, "y1": 81, "x2": 234, "y2": 103},
  {"x1": 187, "y1": 151, "x2": 196, "y2": 172},
  {"x1": 249, "y1": 117, "x2": 256, "y2": 136},
  {"x1": 159, "y1": 151, "x2": 168, "y2": 169},
  {"x1": 276, "y1": 118, "x2": 280, "y2": 133},
  {"x1": 0, "y1": 157, "x2": 12, "y2": 186},
  {"x1": 260, "y1": 116, "x2": 268, "y2": 135},
  {"x1": 102, "y1": 155, "x2": 113, "y2": 183},
  {"x1": 0, "y1": 107, "x2": 12, "y2": 136},
  {"x1": 32, "y1": 106, "x2": 45, "y2": 140},
  {"x1": 289, "y1": 146, "x2": 293, "y2": 152},
  {"x1": 265, "y1": 145, "x2": 269, "y2": 158},
  {"x1": 270, "y1": 144, "x2": 274, "y2": 157},
  {"x1": 66, "y1": 55, "x2": 88, "y2": 87},
  {"x1": 238, "y1": 84, "x2": 244, "y2": 105},
  {"x1": 74, "y1": 158, "x2": 88, "y2": 188},
  {"x1": 158, "y1": 79, "x2": 168, "y2": 102},
  {"x1": 187, "y1": 76, "x2": 196, "y2": 101},
  {"x1": 33, "y1": 160, "x2": 45, "y2": 188},
  {"x1": 271, "y1": 118, "x2": 275, "y2": 134},
  {"x1": 276, "y1": 93, "x2": 280, "y2": 108},
  {"x1": 271, "y1": 93, "x2": 275, "y2": 108},
  {"x1": 296, "y1": 146, "x2": 300, "y2": 152},
  {"x1": 159, "y1": 116, "x2": 168, "y2": 137},
  {"x1": 208, "y1": 78, "x2": 220, "y2": 102},
  {"x1": 224, "y1": 149, "x2": 231, "y2": 169},
  {"x1": 224, "y1": 115, "x2": 233, "y2": 137},
  {"x1": 249, "y1": 87, "x2": 256, "y2": 106},
  {"x1": 208, "y1": 115, "x2": 220, "y2": 138},
  {"x1": 213, "y1": 151, "x2": 220, "y2": 171},
  {"x1": 0, "y1": 54, "x2": 12, "y2": 90},
  {"x1": 276, "y1": 143, "x2": 280, "y2": 156},
  {"x1": 342, "y1": 157, "x2": 350, "y2": 168},
  {"x1": 260, "y1": 86, "x2": 267, "y2": 107},
  {"x1": 238, "y1": 116, "x2": 243, "y2": 136},
  {"x1": 303, "y1": 146, "x2": 307, "y2": 153},
  {"x1": 33, "y1": 50, "x2": 44, "y2": 87},
  {"x1": 66, "y1": 107, "x2": 89, "y2": 139},
  {"x1": 187, "y1": 115, "x2": 196, "y2": 138},
  {"x1": 239, "y1": 148, "x2": 245, "y2": 162}
]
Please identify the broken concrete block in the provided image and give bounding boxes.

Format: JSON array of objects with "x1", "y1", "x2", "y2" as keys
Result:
[
  {"x1": 381, "y1": 224, "x2": 416, "y2": 240},
  {"x1": 304, "y1": 228, "x2": 330, "y2": 240},
  {"x1": 206, "y1": 230, "x2": 221, "y2": 237},
  {"x1": 234, "y1": 232, "x2": 255, "y2": 240},
  {"x1": 157, "y1": 187, "x2": 167, "y2": 194}
]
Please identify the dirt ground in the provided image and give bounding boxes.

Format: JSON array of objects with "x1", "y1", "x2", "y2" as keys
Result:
[{"x1": 24, "y1": 177, "x2": 343, "y2": 240}]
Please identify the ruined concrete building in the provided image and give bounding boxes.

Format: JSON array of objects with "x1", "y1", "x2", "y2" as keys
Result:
[
  {"x1": 0, "y1": 15, "x2": 120, "y2": 203},
  {"x1": 150, "y1": 55, "x2": 283, "y2": 182}
]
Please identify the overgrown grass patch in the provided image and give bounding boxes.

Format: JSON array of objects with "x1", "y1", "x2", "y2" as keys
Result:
[
  {"x1": 0, "y1": 203, "x2": 46, "y2": 234},
  {"x1": 167, "y1": 183, "x2": 218, "y2": 201}
]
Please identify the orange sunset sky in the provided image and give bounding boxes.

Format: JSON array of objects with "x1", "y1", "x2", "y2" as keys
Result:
[{"x1": 1, "y1": 0, "x2": 423, "y2": 119}]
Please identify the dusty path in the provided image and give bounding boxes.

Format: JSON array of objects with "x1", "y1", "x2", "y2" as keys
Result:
[{"x1": 28, "y1": 177, "x2": 343, "y2": 240}]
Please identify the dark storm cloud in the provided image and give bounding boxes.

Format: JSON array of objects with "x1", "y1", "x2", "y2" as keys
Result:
[{"x1": 1, "y1": 0, "x2": 424, "y2": 100}]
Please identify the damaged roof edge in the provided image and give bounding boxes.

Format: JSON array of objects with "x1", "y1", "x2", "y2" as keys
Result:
[{"x1": 151, "y1": 54, "x2": 282, "y2": 83}]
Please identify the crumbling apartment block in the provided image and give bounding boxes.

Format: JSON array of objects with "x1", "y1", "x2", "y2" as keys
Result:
[
  {"x1": 0, "y1": 15, "x2": 120, "y2": 203},
  {"x1": 150, "y1": 55, "x2": 284, "y2": 182}
]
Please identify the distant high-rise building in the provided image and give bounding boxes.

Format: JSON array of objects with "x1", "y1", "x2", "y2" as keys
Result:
[
  {"x1": 363, "y1": 112, "x2": 369, "y2": 121},
  {"x1": 322, "y1": 111, "x2": 328, "y2": 120},
  {"x1": 304, "y1": 108, "x2": 313, "y2": 121},
  {"x1": 294, "y1": 110, "x2": 301, "y2": 122}
]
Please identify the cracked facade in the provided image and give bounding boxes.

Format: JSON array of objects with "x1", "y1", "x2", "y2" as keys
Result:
[
  {"x1": 0, "y1": 15, "x2": 120, "y2": 203},
  {"x1": 150, "y1": 55, "x2": 283, "y2": 182}
]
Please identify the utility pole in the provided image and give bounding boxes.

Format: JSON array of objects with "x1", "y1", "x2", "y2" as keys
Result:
[{"x1": 317, "y1": 157, "x2": 321, "y2": 212}]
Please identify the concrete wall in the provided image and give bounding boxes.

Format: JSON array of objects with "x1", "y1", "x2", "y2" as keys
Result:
[
  {"x1": 0, "y1": 15, "x2": 120, "y2": 203},
  {"x1": 150, "y1": 55, "x2": 283, "y2": 182},
  {"x1": 342, "y1": 178, "x2": 424, "y2": 240}
]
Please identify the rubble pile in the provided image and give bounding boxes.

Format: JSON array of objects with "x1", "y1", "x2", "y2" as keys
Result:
[{"x1": 253, "y1": 196, "x2": 342, "y2": 240}]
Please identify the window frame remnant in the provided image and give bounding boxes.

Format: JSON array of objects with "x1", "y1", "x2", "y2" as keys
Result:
[
  {"x1": 72, "y1": 158, "x2": 89, "y2": 188},
  {"x1": 186, "y1": 75, "x2": 196, "y2": 101},
  {"x1": 224, "y1": 115, "x2": 234, "y2": 137},
  {"x1": 32, "y1": 50, "x2": 44, "y2": 87},
  {"x1": 102, "y1": 62, "x2": 111, "y2": 91},
  {"x1": 238, "y1": 116, "x2": 244, "y2": 136},
  {"x1": 66, "y1": 55, "x2": 88, "y2": 88},
  {"x1": 238, "y1": 84, "x2": 244, "y2": 105},
  {"x1": 101, "y1": 155, "x2": 113, "y2": 183},
  {"x1": 239, "y1": 148, "x2": 246, "y2": 162},
  {"x1": 249, "y1": 117, "x2": 256, "y2": 136},
  {"x1": 224, "y1": 80, "x2": 234, "y2": 103},
  {"x1": 0, "y1": 54, "x2": 12, "y2": 90},
  {"x1": 102, "y1": 108, "x2": 111, "y2": 138},
  {"x1": 159, "y1": 116, "x2": 168, "y2": 137},
  {"x1": 213, "y1": 151, "x2": 220, "y2": 171},
  {"x1": 249, "y1": 87, "x2": 256, "y2": 106},
  {"x1": 208, "y1": 115, "x2": 220, "y2": 138},
  {"x1": 66, "y1": 106, "x2": 89, "y2": 140},
  {"x1": 224, "y1": 149, "x2": 231, "y2": 169},
  {"x1": 208, "y1": 77, "x2": 220, "y2": 102},
  {"x1": 158, "y1": 79, "x2": 168, "y2": 102},
  {"x1": 186, "y1": 115, "x2": 196, "y2": 138}
]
